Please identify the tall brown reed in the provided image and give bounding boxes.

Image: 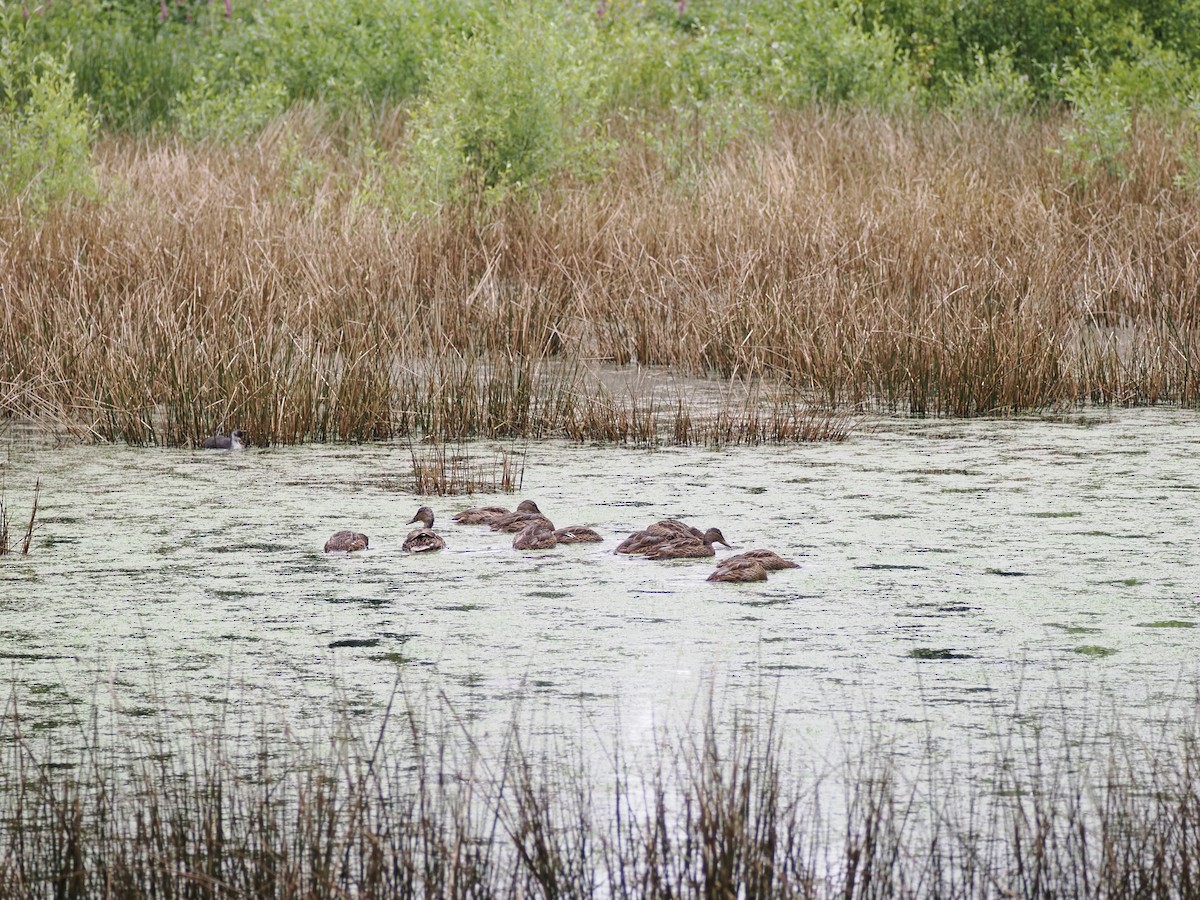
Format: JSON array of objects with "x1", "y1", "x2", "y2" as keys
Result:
[
  {"x1": 406, "y1": 443, "x2": 525, "y2": 495},
  {"x1": 0, "y1": 479, "x2": 39, "y2": 556},
  {"x1": 3, "y1": 688, "x2": 1200, "y2": 898},
  {"x1": 3, "y1": 110, "x2": 1199, "y2": 445}
]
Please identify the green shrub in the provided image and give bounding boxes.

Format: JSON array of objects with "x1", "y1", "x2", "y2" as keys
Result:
[
  {"x1": 946, "y1": 48, "x2": 1035, "y2": 117},
  {"x1": 251, "y1": 0, "x2": 446, "y2": 114},
  {"x1": 2, "y1": 1, "x2": 199, "y2": 132},
  {"x1": 1056, "y1": 56, "x2": 1132, "y2": 184},
  {"x1": 403, "y1": 2, "x2": 611, "y2": 208},
  {"x1": 1100, "y1": 23, "x2": 1200, "y2": 108},
  {"x1": 0, "y1": 45, "x2": 96, "y2": 211},
  {"x1": 175, "y1": 68, "x2": 288, "y2": 141},
  {"x1": 753, "y1": 0, "x2": 914, "y2": 109},
  {"x1": 1172, "y1": 95, "x2": 1200, "y2": 193}
]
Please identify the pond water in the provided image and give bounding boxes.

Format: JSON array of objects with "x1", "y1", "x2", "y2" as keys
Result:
[{"x1": 2, "y1": 408, "x2": 1199, "y2": 778}]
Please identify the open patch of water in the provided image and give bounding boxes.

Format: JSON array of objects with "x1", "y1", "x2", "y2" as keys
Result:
[{"x1": 2, "y1": 407, "x2": 1198, "y2": 778}]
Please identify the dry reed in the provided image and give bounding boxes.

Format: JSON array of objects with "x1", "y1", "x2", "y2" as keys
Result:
[
  {"x1": 406, "y1": 442, "x2": 525, "y2": 495},
  {"x1": 3, "y1": 688, "x2": 1200, "y2": 898},
  {"x1": 3, "y1": 110, "x2": 1199, "y2": 445},
  {"x1": 0, "y1": 479, "x2": 39, "y2": 556}
]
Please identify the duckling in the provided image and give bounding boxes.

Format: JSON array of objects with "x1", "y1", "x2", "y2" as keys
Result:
[
  {"x1": 552, "y1": 525, "x2": 603, "y2": 544},
  {"x1": 723, "y1": 549, "x2": 799, "y2": 570},
  {"x1": 324, "y1": 530, "x2": 368, "y2": 553},
  {"x1": 403, "y1": 506, "x2": 446, "y2": 553},
  {"x1": 202, "y1": 429, "x2": 247, "y2": 450},
  {"x1": 642, "y1": 527, "x2": 731, "y2": 560},
  {"x1": 707, "y1": 558, "x2": 769, "y2": 582},
  {"x1": 454, "y1": 499, "x2": 541, "y2": 526},
  {"x1": 513, "y1": 520, "x2": 558, "y2": 550}
]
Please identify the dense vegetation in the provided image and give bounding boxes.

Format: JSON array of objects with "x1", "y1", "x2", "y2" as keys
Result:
[
  {"x1": 5, "y1": 0, "x2": 1200, "y2": 205},
  {"x1": 3, "y1": 0, "x2": 1200, "y2": 442}
]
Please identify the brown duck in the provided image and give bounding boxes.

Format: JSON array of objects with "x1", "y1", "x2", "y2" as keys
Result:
[
  {"x1": 403, "y1": 506, "x2": 446, "y2": 553},
  {"x1": 552, "y1": 525, "x2": 603, "y2": 544},
  {"x1": 324, "y1": 530, "x2": 368, "y2": 553},
  {"x1": 454, "y1": 499, "x2": 540, "y2": 526},
  {"x1": 490, "y1": 500, "x2": 554, "y2": 533},
  {"x1": 513, "y1": 520, "x2": 558, "y2": 550},
  {"x1": 642, "y1": 527, "x2": 731, "y2": 560},
  {"x1": 707, "y1": 558, "x2": 769, "y2": 582},
  {"x1": 721, "y1": 550, "x2": 799, "y2": 570},
  {"x1": 614, "y1": 519, "x2": 704, "y2": 554}
]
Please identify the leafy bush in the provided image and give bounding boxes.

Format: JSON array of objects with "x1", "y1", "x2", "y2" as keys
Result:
[
  {"x1": 752, "y1": 0, "x2": 914, "y2": 109},
  {"x1": 0, "y1": 45, "x2": 96, "y2": 210},
  {"x1": 946, "y1": 48, "x2": 1035, "y2": 117},
  {"x1": 2, "y1": 1, "x2": 199, "y2": 132},
  {"x1": 403, "y1": 2, "x2": 611, "y2": 207},
  {"x1": 175, "y1": 68, "x2": 288, "y2": 141},
  {"x1": 1056, "y1": 57, "x2": 1132, "y2": 184},
  {"x1": 251, "y1": 0, "x2": 446, "y2": 114}
]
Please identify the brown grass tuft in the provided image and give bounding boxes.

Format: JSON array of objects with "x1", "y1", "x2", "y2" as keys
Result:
[{"x1": 406, "y1": 443, "x2": 525, "y2": 496}]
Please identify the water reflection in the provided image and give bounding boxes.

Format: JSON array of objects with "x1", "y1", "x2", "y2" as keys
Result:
[{"x1": 2, "y1": 407, "x2": 1199, "y2": 778}]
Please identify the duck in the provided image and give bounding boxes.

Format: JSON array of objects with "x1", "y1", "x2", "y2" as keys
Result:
[
  {"x1": 722, "y1": 549, "x2": 799, "y2": 570},
  {"x1": 614, "y1": 519, "x2": 705, "y2": 554},
  {"x1": 490, "y1": 501, "x2": 554, "y2": 533},
  {"x1": 324, "y1": 530, "x2": 368, "y2": 553},
  {"x1": 642, "y1": 527, "x2": 731, "y2": 560},
  {"x1": 552, "y1": 525, "x2": 603, "y2": 544},
  {"x1": 402, "y1": 506, "x2": 446, "y2": 553},
  {"x1": 513, "y1": 520, "x2": 558, "y2": 550},
  {"x1": 202, "y1": 429, "x2": 247, "y2": 449},
  {"x1": 707, "y1": 558, "x2": 769, "y2": 582},
  {"x1": 454, "y1": 499, "x2": 540, "y2": 526}
]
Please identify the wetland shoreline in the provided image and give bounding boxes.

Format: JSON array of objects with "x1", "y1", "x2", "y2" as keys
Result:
[{"x1": 5, "y1": 113, "x2": 1200, "y2": 446}]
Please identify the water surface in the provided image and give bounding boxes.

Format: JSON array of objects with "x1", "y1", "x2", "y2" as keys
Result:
[{"x1": 2, "y1": 408, "x2": 1198, "y2": 775}]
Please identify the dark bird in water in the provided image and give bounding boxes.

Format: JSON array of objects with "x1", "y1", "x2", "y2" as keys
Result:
[
  {"x1": 552, "y1": 525, "x2": 603, "y2": 544},
  {"x1": 641, "y1": 527, "x2": 731, "y2": 560},
  {"x1": 707, "y1": 550, "x2": 797, "y2": 583},
  {"x1": 454, "y1": 499, "x2": 540, "y2": 526},
  {"x1": 513, "y1": 520, "x2": 558, "y2": 550},
  {"x1": 324, "y1": 531, "x2": 368, "y2": 553},
  {"x1": 490, "y1": 500, "x2": 554, "y2": 533},
  {"x1": 707, "y1": 558, "x2": 769, "y2": 582},
  {"x1": 722, "y1": 549, "x2": 799, "y2": 571},
  {"x1": 202, "y1": 429, "x2": 247, "y2": 449},
  {"x1": 614, "y1": 519, "x2": 705, "y2": 554},
  {"x1": 403, "y1": 506, "x2": 446, "y2": 553}
]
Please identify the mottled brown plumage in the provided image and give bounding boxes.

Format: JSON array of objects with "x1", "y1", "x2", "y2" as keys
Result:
[
  {"x1": 707, "y1": 559, "x2": 769, "y2": 582},
  {"x1": 641, "y1": 527, "x2": 731, "y2": 560},
  {"x1": 552, "y1": 526, "x2": 603, "y2": 544},
  {"x1": 403, "y1": 506, "x2": 446, "y2": 552},
  {"x1": 513, "y1": 521, "x2": 558, "y2": 550},
  {"x1": 454, "y1": 499, "x2": 541, "y2": 526},
  {"x1": 614, "y1": 519, "x2": 705, "y2": 554},
  {"x1": 491, "y1": 511, "x2": 555, "y2": 533},
  {"x1": 324, "y1": 530, "x2": 368, "y2": 553},
  {"x1": 722, "y1": 549, "x2": 799, "y2": 570}
]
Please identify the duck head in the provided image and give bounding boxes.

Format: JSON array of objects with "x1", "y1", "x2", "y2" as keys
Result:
[
  {"x1": 703, "y1": 527, "x2": 731, "y2": 548},
  {"x1": 409, "y1": 506, "x2": 435, "y2": 529}
]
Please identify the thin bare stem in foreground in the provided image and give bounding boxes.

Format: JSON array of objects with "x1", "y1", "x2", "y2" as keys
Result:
[{"x1": 2, "y1": 689, "x2": 1199, "y2": 898}]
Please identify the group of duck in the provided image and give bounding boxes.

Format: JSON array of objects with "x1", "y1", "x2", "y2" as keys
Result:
[
  {"x1": 323, "y1": 500, "x2": 799, "y2": 583},
  {"x1": 201, "y1": 430, "x2": 797, "y2": 582}
]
